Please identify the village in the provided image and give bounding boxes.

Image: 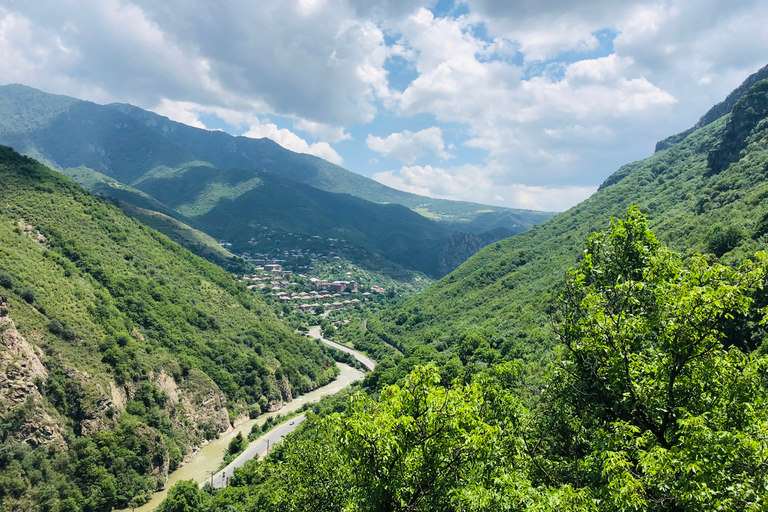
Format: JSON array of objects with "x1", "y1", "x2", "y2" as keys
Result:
[{"x1": 237, "y1": 263, "x2": 387, "y2": 315}]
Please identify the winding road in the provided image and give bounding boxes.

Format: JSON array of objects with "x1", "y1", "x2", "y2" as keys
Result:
[
  {"x1": 121, "y1": 362, "x2": 365, "y2": 512},
  {"x1": 308, "y1": 326, "x2": 377, "y2": 370}
]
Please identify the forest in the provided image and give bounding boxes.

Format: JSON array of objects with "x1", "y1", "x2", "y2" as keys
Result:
[
  {"x1": 158, "y1": 208, "x2": 768, "y2": 511},
  {"x1": 0, "y1": 147, "x2": 340, "y2": 510}
]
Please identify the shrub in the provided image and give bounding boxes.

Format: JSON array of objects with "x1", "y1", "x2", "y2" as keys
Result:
[
  {"x1": 227, "y1": 432, "x2": 245, "y2": 455},
  {"x1": 20, "y1": 287, "x2": 36, "y2": 304},
  {"x1": 0, "y1": 272, "x2": 13, "y2": 289},
  {"x1": 48, "y1": 319, "x2": 63, "y2": 335},
  {"x1": 61, "y1": 326, "x2": 76, "y2": 342}
]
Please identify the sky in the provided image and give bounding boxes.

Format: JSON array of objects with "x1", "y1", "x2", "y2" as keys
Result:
[{"x1": 1, "y1": 0, "x2": 767, "y2": 211}]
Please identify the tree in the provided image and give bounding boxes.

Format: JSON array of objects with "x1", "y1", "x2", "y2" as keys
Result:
[
  {"x1": 331, "y1": 363, "x2": 528, "y2": 512},
  {"x1": 157, "y1": 480, "x2": 208, "y2": 512},
  {"x1": 546, "y1": 207, "x2": 768, "y2": 510},
  {"x1": 228, "y1": 432, "x2": 246, "y2": 456}
]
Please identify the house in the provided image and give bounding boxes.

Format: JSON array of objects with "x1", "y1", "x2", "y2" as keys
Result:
[{"x1": 264, "y1": 264, "x2": 282, "y2": 272}]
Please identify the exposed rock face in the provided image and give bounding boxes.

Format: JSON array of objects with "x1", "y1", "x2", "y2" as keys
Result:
[
  {"x1": 0, "y1": 294, "x2": 65, "y2": 449},
  {"x1": 109, "y1": 380, "x2": 127, "y2": 410},
  {"x1": 174, "y1": 368, "x2": 231, "y2": 440},
  {"x1": 707, "y1": 78, "x2": 768, "y2": 175},
  {"x1": 655, "y1": 64, "x2": 768, "y2": 153},
  {"x1": 279, "y1": 376, "x2": 293, "y2": 403}
]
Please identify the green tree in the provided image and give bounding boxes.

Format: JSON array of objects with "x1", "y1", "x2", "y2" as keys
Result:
[
  {"x1": 331, "y1": 362, "x2": 527, "y2": 512},
  {"x1": 545, "y1": 207, "x2": 768, "y2": 510},
  {"x1": 228, "y1": 432, "x2": 246, "y2": 456},
  {"x1": 157, "y1": 480, "x2": 208, "y2": 512}
]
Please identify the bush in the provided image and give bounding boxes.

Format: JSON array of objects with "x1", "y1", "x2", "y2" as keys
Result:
[
  {"x1": 61, "y1": 326, "x2": 76, "y2": 342},
  {"x1": 0, "y1": 272, "x2": 13, "y2": 289},
  {"x1": 248, "y1": 403, "x2": 261, "y2": 419},
  {"x1": 706, "y1": 224, "x2": 742, "y2": 256},
  {"x1": 20, "y1": 287, "x2": 35, "y2": 304},
  {"x1": 48, "y1": 319, "x2": 63, "y2": 335},
  {"x1": 227, "y1": 432, "x2": 246, "y2": 455}
]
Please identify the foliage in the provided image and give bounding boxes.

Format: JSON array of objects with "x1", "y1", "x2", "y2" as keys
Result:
[
  {"x1": 200, "y1": 208, "x2": 768, "y2": 512},
  {"x1": 0, "y1": 146, "x2": 337, "y2": 511},
  {"x1": 156, "y1": 480, "x2": 208, "y2": 512},
  {"x1": 543, "y1": 208, "x2": 768, "y2": 509}
]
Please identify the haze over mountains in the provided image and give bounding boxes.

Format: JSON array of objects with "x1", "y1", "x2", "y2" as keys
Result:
[{"x1": 0, "y1": 84, "x2": 553, "y2": 279}]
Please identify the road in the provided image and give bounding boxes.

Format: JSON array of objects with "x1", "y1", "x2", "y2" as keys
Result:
[
  {"x1": 118, "y1": 362, "x2": 364, "y2": 512},
  {"x1": 209, "y1": 415, "x2": 307, "y2": 488},
  {"x1": 308, "y1": 326, "x2": 376, "y2": 370}
]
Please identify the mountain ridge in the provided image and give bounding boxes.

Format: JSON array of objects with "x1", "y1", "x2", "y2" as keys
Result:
[{"x1": 0, "y1": 84, "x2": 554, "y2": 278}]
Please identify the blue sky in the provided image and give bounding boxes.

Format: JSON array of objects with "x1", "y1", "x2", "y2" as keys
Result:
[{"x1": 1, "y1": 0, "x2": 767, "y2": 210}]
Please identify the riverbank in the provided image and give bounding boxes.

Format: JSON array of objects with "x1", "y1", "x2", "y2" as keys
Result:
[{"x1": 118, "y1": 362, "x2": 364, "y2": 512}]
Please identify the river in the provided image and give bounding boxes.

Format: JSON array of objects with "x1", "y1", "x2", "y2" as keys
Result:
[{"x1": 120, "y1": 362, "x2": 364, "y2": 512}]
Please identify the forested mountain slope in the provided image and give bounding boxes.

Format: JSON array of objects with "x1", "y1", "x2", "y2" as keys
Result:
[
  {"x1": 362, "y1": 66, "x2": 768, "y2": 387},
  {"x1": 109, "y1": 102, "x2": 552, "y2": 230},
  {"x1": 0, "y1": 147, "x2": 338, "y2": 510},
  {"x1": 0, "y1": 84, "x2": 553, "y2": 279}
]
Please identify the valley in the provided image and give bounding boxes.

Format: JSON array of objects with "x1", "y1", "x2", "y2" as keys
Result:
[
  {"x1": 123, "y1": 362, "x2": 365, "y2": 512},
  {"x1": 0, "y1": 84, "x2": 553, "y2": 285},
  {"x1": 1, "y1": 53, "x2": 768, "y2": 512}
]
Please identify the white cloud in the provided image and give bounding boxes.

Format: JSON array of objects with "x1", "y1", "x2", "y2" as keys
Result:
[
  {"x1": 153, "y1": 99, "x2": 207, "y2": 129},
  {"x1": 243, "y1": 119, "x2": 344, "y2": 165},
  {"x1": 294, "y1": 119, "x2": 352, "y2": 143},
  {"x1": 373, "y1": 164, "x2": 597, "y2": 211},
  {"x1": 1, "y1": 0, "x2": 768, "y2": 211},
  {"x1": 366, "y1": 126, "x2": 453, "y2": 164}
]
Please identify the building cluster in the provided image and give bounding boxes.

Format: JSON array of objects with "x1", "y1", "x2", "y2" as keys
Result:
[
  {"x1": 295, "y1": 299, "x2": 362, "y2": 312},
  {"x1": 308, "y1": 278, "x2": 358, "y2": 293}
]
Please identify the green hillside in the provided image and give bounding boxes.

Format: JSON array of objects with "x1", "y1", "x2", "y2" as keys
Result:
[
  {"x1": 361, "y1": 66, "x2": 768, "y2": 387},
  {"x1": 110, "y1": 102, "x2": 553, "y2": 229},
  {"x1": 131, "y1": 165, "x2": 457, "y2": 276},
  {"x1": 0, "y1": 147, "x2": 339, "y2": 510},
  {"x1": 0, "y1": 84, "x2": 552, "y2": 279},
  {"x1": 165, "y1": 206, "x2": 768, "y2": 512}
]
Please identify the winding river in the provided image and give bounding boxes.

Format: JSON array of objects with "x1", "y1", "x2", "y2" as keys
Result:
[{"x1": 120, "y1": 362, "x2": 365, "y2": 512}]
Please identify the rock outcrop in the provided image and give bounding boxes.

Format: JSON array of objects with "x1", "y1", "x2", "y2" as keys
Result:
[{"x1": 0, "y1": 294, "x2": 65, "y2": 449}]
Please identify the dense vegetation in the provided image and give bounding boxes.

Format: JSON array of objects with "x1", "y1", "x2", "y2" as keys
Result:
[
  {"x1": 0, "y1": 84, "x2": 553, "y2": 280},
  {"x1": 361, "y1": 72, "x2": 768, "y2": 387},
  {"x1": 160, "y1": 209, "x2": 768, "y2": 511},
  {"x1": 0, "y1": 147, "x2": 340, "y2": 511}
]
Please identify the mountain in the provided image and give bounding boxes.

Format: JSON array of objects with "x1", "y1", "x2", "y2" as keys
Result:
[
  {"x1": 359, "y1": 64, "x2": 768, "y2": 387},
  {"x1": 108, "y1": 102, "x2": 552, "y2": 231},
  {"x1": 0, "y1": 147, "x2": 340, "y2": 510},
  {"x1": 0, "y1": 84, "x2": 553, "y2": 279}
]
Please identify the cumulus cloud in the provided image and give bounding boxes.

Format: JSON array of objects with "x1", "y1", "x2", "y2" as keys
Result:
[
  {"x1": 373, "y1": 164, "x2": 597, "y2": 211},
  {"x1": 294, "y1": 119, "x2": 352, "y2": 143},
  {"x1": 366, "y1": 127, "x2": 453, "y2": 164},
  {"x1": 243, "y1": 119, "x2": 344, "y2": 165},
  {"x1": 1, "y1": 0, "x2": 767, "y2": 210},
  {"x1": 0, "y1": 0, "x2": 409, "y2": 125}
]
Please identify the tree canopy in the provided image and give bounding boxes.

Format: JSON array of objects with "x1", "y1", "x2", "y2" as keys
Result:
[{"x1": 195, "y1": 208, "x2": 768, "y2": 512}]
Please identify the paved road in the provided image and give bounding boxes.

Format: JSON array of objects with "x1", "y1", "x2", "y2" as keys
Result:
[
  {"x1": 120, "y1": 363, "x2": 364, "y2": 512},
  {"x1": 209, "y1": 415, "x2": 307, "y2": 488},
  {"x1": 308, "y1": 326, "x2": 376, "y2": 370}
]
